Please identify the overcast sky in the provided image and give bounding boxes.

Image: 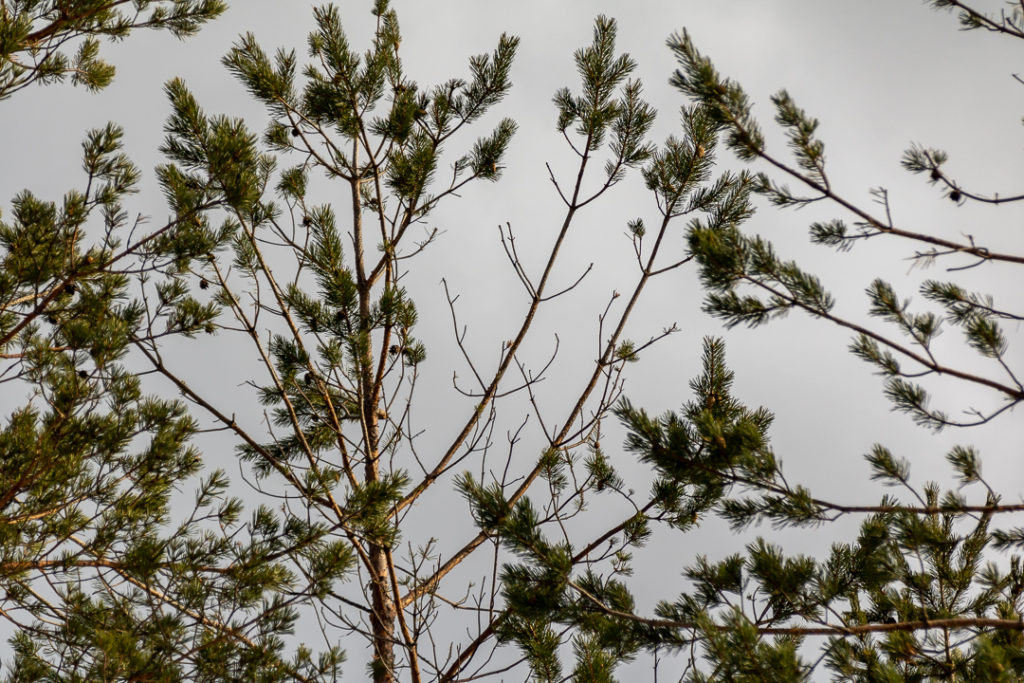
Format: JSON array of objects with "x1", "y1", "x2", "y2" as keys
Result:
[{"x1": 4, "y1": 0, "x2": 1024, "y2": 678}]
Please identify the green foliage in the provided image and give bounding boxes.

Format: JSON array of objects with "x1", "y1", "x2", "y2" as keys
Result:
[
  {"x1": 672, "y1": 6, "x2": 1023, "y2": 430},
  {"x1": 483, "y1": 338, "x2": 1024, "y2": 680},
  {"x1": 667, "y1": 30, "x2": 764, "y2": 162},
  {"x1": 0, "y1": 4, "x2": 351, "y2": 679},
  {"x1": 469, "y1": 2, "x2": 1024, "y2": 678},
  {"x1": 553, "y1": 15, "x2": 656, "y2": 189},
  {"x1": 0, "y1": 0, "x2": 227, "y2": 99},
  {"x1": 0, "y1": 129, "x2": 336, "y2": 678},
  {"x1": 6, "y1": 1, "x2": 1023, "y2": 681},
  {"x1": 149, "y1": 4, "x2": 535, "y2": 679},
  {"x1": 927, "y1": 0, "x2": 1024, "y2": 35}
]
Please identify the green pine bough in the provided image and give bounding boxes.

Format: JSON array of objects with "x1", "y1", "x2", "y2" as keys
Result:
[{"x1": 1, "y1": 0, "x2": 1022, "y2": 681}]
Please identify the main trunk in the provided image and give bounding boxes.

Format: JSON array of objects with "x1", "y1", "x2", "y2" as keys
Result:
[
  {"x1": 353, "y1": 169, "x2": 399, "y2": 682},
  {"x1": 369, "y1": 543, "x2": 397, "y2": 682},
  {"x1": 361, "y1": 306, "x2": 395, "y2": 682},
  {"x1": 363, "y1": 382, "x2": 396, "y2": 681}
]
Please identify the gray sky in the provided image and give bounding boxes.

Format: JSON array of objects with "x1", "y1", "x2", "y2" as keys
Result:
[{"x1": 4, "y1": 0, "x2": 1024, "y2": 678}]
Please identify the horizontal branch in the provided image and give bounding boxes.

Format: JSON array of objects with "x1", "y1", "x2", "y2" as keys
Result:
[
  {"x1": 0, "y1": 557, "x2": 229, "y2": 575},
  {"x1": 569, "y1": 580, "x2": 1024, "y2": 637}
]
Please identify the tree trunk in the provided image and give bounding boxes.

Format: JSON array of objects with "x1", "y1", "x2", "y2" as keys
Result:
[{"x1": 369, "y1": 544, "x2": 397, "y2": 682}]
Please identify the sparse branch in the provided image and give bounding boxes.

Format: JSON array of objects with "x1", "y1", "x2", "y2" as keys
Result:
[
  {"x1": 498, "y1": 222, "x2": 537, "y2": 298},
  {"x1": 743, "y1": 275, "x2": 1024, "y2": 403},
  {"x1": 569, "y1": 579, "x2": 1024, "y2": 638}
]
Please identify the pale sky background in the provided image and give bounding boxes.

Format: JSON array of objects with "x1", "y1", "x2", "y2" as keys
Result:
[{"x1": 4, "y1": 1, "x2": 1024, "y2": 679}]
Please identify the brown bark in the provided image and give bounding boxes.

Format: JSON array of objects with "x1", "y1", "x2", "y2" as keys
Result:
[
  {"x1": 353, "y1": 162, "x2": 398, "y2": 681},
  {"x1": 368, "y1": 543, "x2": 397, "y2": 682}
]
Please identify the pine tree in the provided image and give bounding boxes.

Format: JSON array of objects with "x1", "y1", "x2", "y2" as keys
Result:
[
  {"x1": 5, "y1": 0, "x2": 1024, "y2": 680},
  {"x1": 0, "y1": 4, "x2": 344, "y2": 681},
  {"x1": 0, "y1": 0, "x2": 227, "y2": 99},
  {"x1": 485, "y1": 1, "x2": 1024, "y2": 680},
  {"x1": 135, "y1": 3, "x2": 755, "y2": 680}
]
